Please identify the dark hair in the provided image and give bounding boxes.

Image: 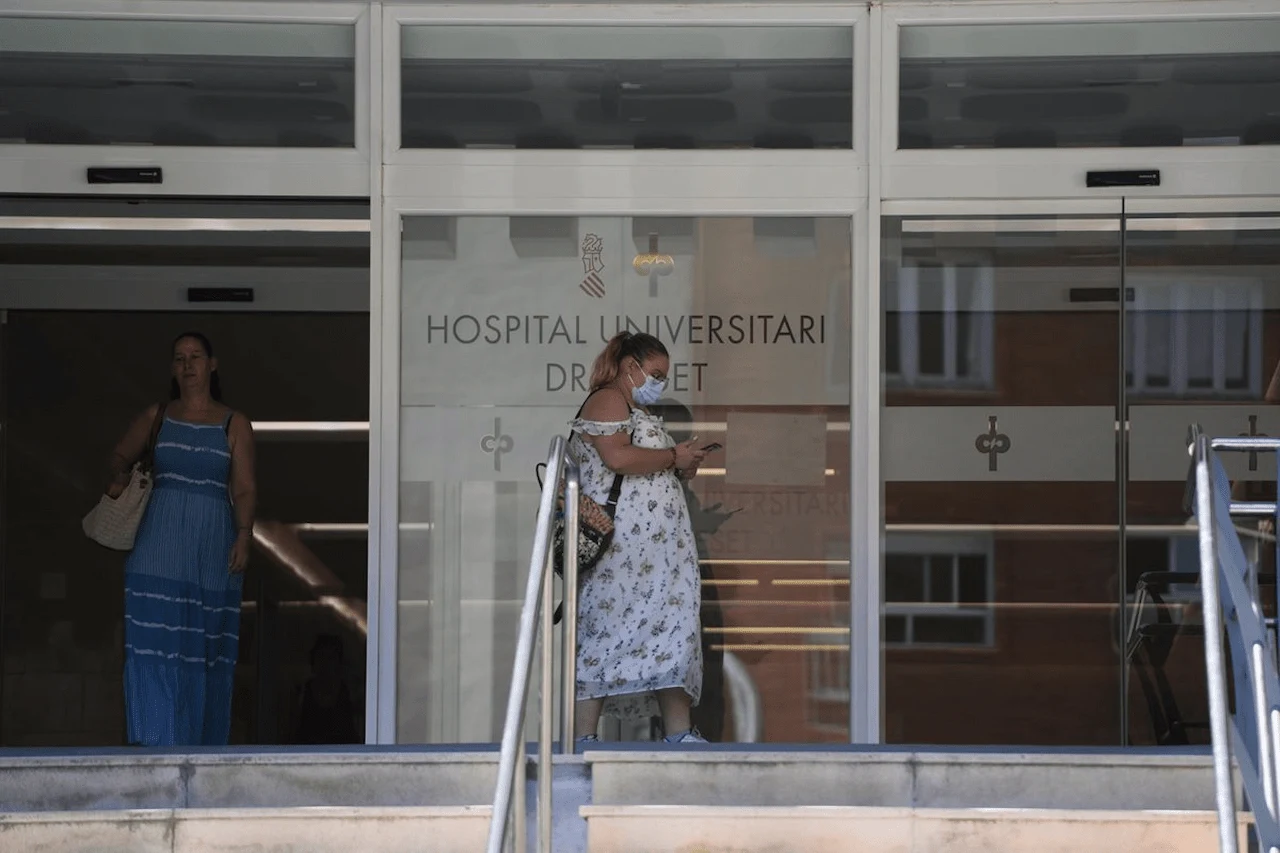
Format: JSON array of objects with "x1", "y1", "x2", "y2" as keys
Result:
[
  {"x1": 169, "y1": 332, "x2": 223, "y2": 401},
  {"x1": 590, "y1": 331, "x2": 668, "y2": 391}
]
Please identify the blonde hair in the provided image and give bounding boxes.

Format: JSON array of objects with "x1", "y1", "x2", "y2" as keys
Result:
[{"x1": 589, "y1": 331, "x2": 668, "y2": 392}]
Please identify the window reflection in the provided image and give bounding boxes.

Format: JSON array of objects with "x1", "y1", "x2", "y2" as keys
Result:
[
  {"x1": 1126, "y1": 281, "x2": 1262, "y2": 398},
  {"x1": 401, "y1": 27, "x2": 853, "y2": 150},
  {"x1": 884, "y1": 260, "x2": 994, "y2": 389},
  {"x1": 899, "y1": 20, "x2": 1280, "y2": 150},
  {"x1": 884, "y1": 539, "x2": 993, "y2": 649},
  {"x1": 0, "y1": 18, "x2": 356, "y2": 147}
]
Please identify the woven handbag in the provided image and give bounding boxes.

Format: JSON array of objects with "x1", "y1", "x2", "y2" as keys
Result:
[
  {"x1": 83, "y1": 403, "x2": 166, "y2": 551},
  {"x1": 535, "y1": 461, "x2": 623, "y2": 580}
]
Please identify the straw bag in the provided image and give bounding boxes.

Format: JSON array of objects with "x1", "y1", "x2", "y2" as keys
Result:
[
  {"x1": 535, "y1": 458, "x2": 623, "y2": 626},
  {"x1": 83, "y1": 403, "x2": 166, "y2": 551},
  {"x1": 537, "y1": 462, "x2": 623, "y2": 579}
]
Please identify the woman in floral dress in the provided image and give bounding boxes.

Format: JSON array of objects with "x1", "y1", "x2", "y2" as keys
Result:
[{"x1": 569, "y1": 331, "x2": 708, "y2": 744}]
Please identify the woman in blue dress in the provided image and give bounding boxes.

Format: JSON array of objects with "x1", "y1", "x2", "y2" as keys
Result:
[{"x1": 106, "y1": 332, "x2": 256, "y2": 746}]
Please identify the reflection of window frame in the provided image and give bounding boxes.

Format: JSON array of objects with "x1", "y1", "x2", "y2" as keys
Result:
[
  {"x1": 1127, "y1": 278, "x2": 1263, "y2": 399},
  {"x1": 885, "y1": 260, "x2": 995, "y2": 389},
  {"x1": 806, "y1": 643, "x2": 850, "y2": 734},
  {"x1": 805, "y1": 538, "x2": 854, "y2": 733},
  {"x1": 883, "y1": 534, "x2": 995, "y2": 649}
]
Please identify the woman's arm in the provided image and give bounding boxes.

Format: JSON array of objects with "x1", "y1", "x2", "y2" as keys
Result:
[
  {"x1": 227, "y1": 413, "x2": 257, "y2": 573},
  {"x1": 105, "y1": 404, "x2": 161, "y2": 497},
  {"x1": 581, "y1": 390, "x2": 703, "y2": 475}
]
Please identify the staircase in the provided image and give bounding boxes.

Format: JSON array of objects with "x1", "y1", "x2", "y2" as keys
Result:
[
  {"x1": 581, "y1": 748, "x2": 1248, "y2": 852},
  {"x1": 0, "y1": 749, "x2": 496, "y2": 852},
  {"x1": 0, "y1": 745, "x2": 1249, "y2": 853}
]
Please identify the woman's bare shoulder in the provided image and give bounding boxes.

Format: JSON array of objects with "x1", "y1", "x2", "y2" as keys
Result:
[
  {"x1": 225, "y1": 408, "x2": 253, "y2": 433},
  {"x1": 579, "y1": 387, "x2": 630, "y2": 422}
]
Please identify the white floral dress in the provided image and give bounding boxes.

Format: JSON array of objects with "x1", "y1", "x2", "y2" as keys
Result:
[{"x1": 569, "y1": 408, "x2": 703, "y2": 721}]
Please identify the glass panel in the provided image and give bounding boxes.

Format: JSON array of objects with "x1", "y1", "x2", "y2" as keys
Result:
[
  {"x1": 1124, "y1": 212, "x2": 1280, "y2": 746},
  {"x1": 398, "y1": 215, "x2": 852, "y2": 743},
  {"x1": 401, "y1": 27, "x2": 853, "y2": 150},
  {"x1": 899, "y1": 20, "x2": 1280, "y2": 149},
  {"x1": 0, "y1": 18, "x2": 356, "y2": 147},
  {"x1": 1, "y1": 313, "x2": 369, "y2": 746},
  {"x1": 0, "y1": 207, "x2": 370, "y2": 746},
  {"x1": 881, "y1": 215, "x2": 1122, "y2": 745}
]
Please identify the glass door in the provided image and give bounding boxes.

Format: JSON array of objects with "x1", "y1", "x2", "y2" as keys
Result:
[
  {"x1": 880, "y1": 201, "x2": 1280, "y2": 747},
  {"x1": 0, "y1": 201, "x2": 371, "y2": 747},
  {"x1": 880, "y1": 208, "x2": 1125, "y2": 745},
  {"x1": 1123, "y1": 204, "x2": 1280, "y2": 746}
]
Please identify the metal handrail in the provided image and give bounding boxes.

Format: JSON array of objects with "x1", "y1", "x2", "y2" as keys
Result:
[
  {"x1": 1191, "y1": 428, "x2": 1280, "y2": 853},
  {"x1": 486, "y1": 436, "x2": 582, "y2": 853}
]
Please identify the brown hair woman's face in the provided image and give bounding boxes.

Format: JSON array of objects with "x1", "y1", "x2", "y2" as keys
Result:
[
  {"x1": 172, "y1": 337, "x2": 216, "y2": 390},
  {"x1": 634, "y1": 354, "x2": 670, "y2": 385}
]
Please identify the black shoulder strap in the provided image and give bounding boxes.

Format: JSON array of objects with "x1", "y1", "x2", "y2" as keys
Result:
[
  {"x1": 603, "y1": 472, "x2": 624, "y2": 519},
  {"x1": 141, "y1": 402, "x2": 168, "y2": 473},
  {"x1": 223, "y1": 411, "x2": 235, "y2": 435}
]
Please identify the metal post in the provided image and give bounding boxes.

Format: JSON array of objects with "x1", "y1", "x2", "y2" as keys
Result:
[
  {"x1": 539, "y1": 544, "x2": 555, "y2": 852},
  {"x1": 1196, "y1": 436, "x2": 1241, "y2": 853},
  {"x1": 561, "y1": 464, "x2": 582, "y2": 753}
]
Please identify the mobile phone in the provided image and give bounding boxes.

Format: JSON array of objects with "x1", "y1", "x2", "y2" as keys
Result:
[{"x1": 701, "y1": 442, "x2": 723, "y2": 453}]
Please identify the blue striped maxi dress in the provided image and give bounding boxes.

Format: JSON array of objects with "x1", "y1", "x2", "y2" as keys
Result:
[{"x1": 123, "y1": 413, "x2": 243, "y2": 746}]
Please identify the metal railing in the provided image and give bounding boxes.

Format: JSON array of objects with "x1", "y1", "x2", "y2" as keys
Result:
[
  {"x1": 486, "y1": 436, "x2": 582, "y2": 853},
  {"x1": 1191, "y1": 427, "x2": 1280, "y2": 853}
]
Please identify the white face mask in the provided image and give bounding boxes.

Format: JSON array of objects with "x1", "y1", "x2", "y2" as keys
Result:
[{"x1": 629, "y1": 364, "x2": 668, "y2": 406}]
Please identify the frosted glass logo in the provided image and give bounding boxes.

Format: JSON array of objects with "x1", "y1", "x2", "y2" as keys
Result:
[
  {"x1": 581, "y1": 234, "x2": 605, "y2": 298},
  {"x1": 974, "y1": 416, "x2": 1011, "y2": 472},
  {"x1": 481, "y1": 418, "x2": 514, "y2": 471}
]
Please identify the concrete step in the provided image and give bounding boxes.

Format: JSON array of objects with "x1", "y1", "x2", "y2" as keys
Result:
[
  {"x1": 0, "y1": 805, "x2": 491, "y2": 853},
  {"x1": 585, "y1": 748, "x2": 1228, "y2": 810},
  {"x1": 1, "y1": 746, "x2": 1243, "y2": 853},
  {"x1": 0, "y1": 749, "x2": 498, "y2": 811},
  {"x1": 579, "y1": 804, "x2": 1249, "y2": 853}
]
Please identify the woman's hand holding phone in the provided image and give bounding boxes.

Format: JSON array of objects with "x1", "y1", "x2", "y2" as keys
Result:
[{"x1": 673, "y1": 438, "x2": 707, "y2": 470}]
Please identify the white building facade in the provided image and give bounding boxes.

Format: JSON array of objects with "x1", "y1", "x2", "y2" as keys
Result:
[{"x1": 1, "y1": 0, "x2": 1278, "y2": 750}]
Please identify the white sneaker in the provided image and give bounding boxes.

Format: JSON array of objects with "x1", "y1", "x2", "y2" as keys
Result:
[{"x1": 663, "y1": 729, "x2": 707, "y2": 744}]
